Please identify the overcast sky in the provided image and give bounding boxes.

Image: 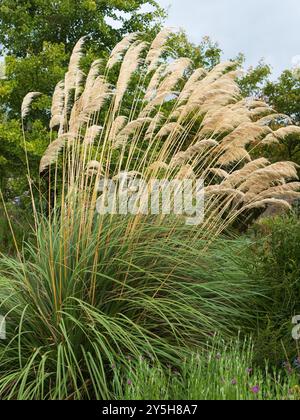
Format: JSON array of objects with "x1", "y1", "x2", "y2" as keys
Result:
[{"x1": 157, "y1": 0, "x2": 300, "y2": 79}]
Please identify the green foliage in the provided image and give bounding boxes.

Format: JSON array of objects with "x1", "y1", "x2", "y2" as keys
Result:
[
  {"x1": 262, "y1": 71, "x2": 300, "y2": 163},
  {"x1": 167, "y1": 31, "x2": 222, "y2": 70},
  {"x1": 247, "y1": 215, "x2": 300, "y2": 367},
  {"x1": 2, "y1": 43, "x2": 67, "y2": 118},
  {"x1": 0, "y1": 203, "x2": 32, "y2": 255},
  {"x1": 264, "y1": 70, "x2": 300, "y2": 122},
  {"x1": 0, "y1": 117, "x2": 49, "y2": 198},
  {"x1": 0, "y1": 211, "x2": 265, "y2": 399},
  {"x1": 116, "y1": 336, "x2": 299, "y2": 400},
  {"x1": 0, "y1": 0, "x2": 165, "y2": 56},
  {"x1": 238, "y1": 59, "x2": 271, "y2": 98}
]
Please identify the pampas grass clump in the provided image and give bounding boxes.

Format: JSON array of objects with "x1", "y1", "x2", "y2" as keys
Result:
[{"x1": 0, "y1": 29, "x2": 299, "y2": 400}]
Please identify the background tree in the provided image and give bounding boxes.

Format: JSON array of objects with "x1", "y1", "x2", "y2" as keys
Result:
[
  {"x1": 263, "y1": 70, "x2": 300, "y2": 162},
  {"x1": 237, "y1": 59, "x2": 300, "y2": 165},
  {"x1": 167, "y1": 31, "x2": 222, "y2": 69},
  {"x1": 238, "y1": 58, "x2": 271, "y2": 98},
  {"x1": 0, "y1": 0, "x2": 165, "y2": 198},
  {"x1": 0, "y1": 0, "x2": 165, "y2": 56}
]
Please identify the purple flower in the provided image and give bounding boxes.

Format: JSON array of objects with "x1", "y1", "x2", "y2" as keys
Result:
[
  {"x1": 127, "y1": 379, "x2": 132, "y2": 386},
  {"x1": 251, "y1": 385, "x2": 260, "y2": 394},
  {"x1": 231, "y1": 379, "x2": 237, "y2": 386},
  {"x1": 246, "y1": 368, "x2": 253, "y2": 375}
]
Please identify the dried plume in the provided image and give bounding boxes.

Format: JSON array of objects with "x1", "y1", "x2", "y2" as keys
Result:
[
  {"x1": 107, "y1": 33, "x2": 139, "y2": 69},
  {"x1": 50, "y1": 81, "x2": 65, "y2": 130},
  {"x1": 83, "y1": 125, "x2": 103, "y2": 145},
  {"x1": 146, "y1": 28, "x2": 173, "y2": 73},
  {"x1": 21, "y1": 92, "x2": 42, "y2": 119}
]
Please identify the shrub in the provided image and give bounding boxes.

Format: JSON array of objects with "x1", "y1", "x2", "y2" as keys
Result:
[
  {"x1": 0, "y1": 203, "x2": 32, "y2": 255},
  {"x1": 247, "y1": 215, "x2": 300, "y2": 367}
]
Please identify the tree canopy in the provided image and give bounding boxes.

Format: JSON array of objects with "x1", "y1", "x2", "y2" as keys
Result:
[{"x1": 0, "y1": 0, "x2": 165, "y2": 56}]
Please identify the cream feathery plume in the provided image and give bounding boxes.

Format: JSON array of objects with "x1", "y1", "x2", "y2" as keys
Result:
[
  {"x1": 68, "y1": 97, "x2": 84, "y2": 133},
  {"x1": 156, "y1": 122, "x2": 183, "y2": 138},
  {"x1": 200, "y1": 106, "x2": 251, "y2": 136},
  {"x1": 82, "y1": 59, "x2": 103, "y2": 103},
  {"x1": 50, "y1": 81, "x2": 65, "y2": 130},
  {"x1": 222, "y1": 158, "x2": 270, "y2": 188},
  {"x1": 86, "y1": 160, "x2": 102, "y2": 176},
  {"x1": 187, "y1": 139, "x2": 219, "y2": 154},
  {"x1": 261, "y1": 134, "x2": 280, "y2": 145},
  {"x1": 272, "y1": 125, "x2": 300, "y2": 139},
  {"x1": 220, "y1": 123, "x2": 271, "y2": 149},
  {"x1": 245, "y1": 99, "x2": 270, "y2": 110},
  {"x1": 198, "y1": 92, "x2": 238, "y2": 116},
  {"x1": 156, "y1": 58, "x2": 192, "y2": 97},
  {"x1": 83, "y1": 125, "x2": 103, "y2": 145},
  {"x1": 186, "y1": 71, "x2": 240, "y2": 111},
  {"x1": 109, "y1": 116, "x2": 128, "y2": 140},
  {"x1": 245, "y1": 182, "x2": 300, "y2": 203},
  {"x1": 21, "y1": 92, "x2": 42, "y2": 119},
  {"x1": 238, "y1": 162, "x2": 299, "y2": 195},
  {"x1": 178, "y1": 67, "x2": 208, "y2": 103},
  {"x1": 64, "y1": 37, "x2": 87, "y2": 114},
  {"x1": 80, "y1": 75, "x2": 111, "y2": 117},
  {"x1": 86, "y1": 59, "x2": 102, "y2": 85},
  {"x1": 250, "y1": 106, "x2": 275, "y2": 118},
  {"x1": 74, "y1": 69, "x2": 86, "y2": 100},
  {"x1": 107, "y1": 33, "x2": 139, "y2": 69},
  {"x1": 65, "y1": 37, "x2": 86, "y2": 91},
  {"x1": 145, "y1": 112, "x2": 164, "y2": 139},
  {"x1": 39, "y1": 133, "x2": 75, "y2": 173},
  {"x1": 71, "y1": 75, "x2": 111, "y2": 132},
  {"x1": 113, "y1": 117, "x2": 152, "y2": 148},
  {"x1": 114, "y1": 41, "x2": 148, "y2": 112},
  {"x1": 68, "y1": 61, "x2": 107, "y2": 130},
  {"x1": 172, "y1": 101, "x2": 202, "y2": 119},
  {"x1": 144, "y1": 64, "x2": 166, "y2": 101},
  {"x1": 208, "y1": 168, "x2": 229, "y2": 179},
  {"x1": 118, "y1": 117, "x2": 152, "y2": 137},
  {"x1": 204, "y1": 185, "x2": 245, "y2": 200},
  {"x1": 256, "y1": 113, "x2": 292, "y2": 127},
  {"x1": 170, "y1": 139, "x2": 218, "y2": 167},
  {"x1": 176, "y1": 164, "x2": 195, "y2": 180},
  {"x1": 243, "y1": 198, "x2": 292, "y2": 211},
  {"x1": 148, "y1": 161, "x2": 169, "y2": 172},
  {"x1": 216, "y1": 147, "x2": 251, "y2": 167},
  {"x1": 141, "y1": 91, "x2": 178, "y2": 117},
  {"x1": 262, "y1": 126, "x2": 300, "y2": 145},
  {"x1": 201, "y1": 61, "x2": 237, "y2": 85},
  {"x1": 146, "y1": 28, "x2": 173, "y2": 73}
]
